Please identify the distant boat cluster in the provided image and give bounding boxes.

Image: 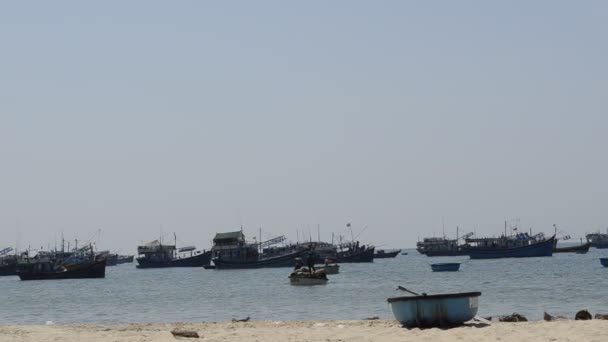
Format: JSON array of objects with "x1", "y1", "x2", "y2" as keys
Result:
[
  {"x1": 2, "y1": 223, "x2": 608, "y2": 282},
  {"x1": 416, "y1": 223, "x2": 606, "y2": 259}
]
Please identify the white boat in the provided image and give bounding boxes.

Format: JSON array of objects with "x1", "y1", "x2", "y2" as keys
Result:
[
  {"x1": 317, "y1": 264, "x2": 339, "y2": 274},
  {"x1": 289, "y1": 269, "x2": 328, "y2": 285}
]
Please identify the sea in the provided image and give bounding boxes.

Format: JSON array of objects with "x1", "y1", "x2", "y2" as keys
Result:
[{"x1": 2, "y1": 248, "x2": 608, "y2": 325}]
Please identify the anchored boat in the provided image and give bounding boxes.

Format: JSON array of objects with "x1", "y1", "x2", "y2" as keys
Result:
[
  {"x1": 136, "y1": 236, "x2": 211, "y2": 268},
  {"x1": 600, "y1": 258, "x2": 608, "y2": 267},
  {"x1": 17, "y1": 245, "x2": 106, "y2": 281},
  {"x1": 374, "y1": 249, "x2": 401, "y2": 259},
  {"x1": 464, "y1": 231, "x2": 555, "y2": 259},
  {"x1": 388, "y1": 287, "x2": 481, "y2": 328},
  {"x1": 211, "y1": 230, "x2": 309, "y2": 269}
]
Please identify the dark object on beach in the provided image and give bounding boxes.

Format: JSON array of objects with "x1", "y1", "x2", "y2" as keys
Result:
[
  {"x1": 364, "y1": 316, "x2": 380, "y2": 320},
  {"x1": 374, "y1": 249, "x2": 401, "y2": 259},
  {"x1": 388, "y1": 286, "x2": 481, "y2": 328},
  {"x1": 171, "y1": 328, "x2": 199, "y2": 339},
  {"x1": 594, "y1": 313, "x2": 608, "y2": 320},
  {"x1": 498, "y1": 313, "x2": 528, "y2": 322},
  {"x1": 232, "y1": 317, "x2": 250, "y2": 322},
  {"x1": 544, "y1": 312, "x2": 568, "y2": 321},
  {"x1": 575, "y1": 310, "x2": 592, "y2": 320}
]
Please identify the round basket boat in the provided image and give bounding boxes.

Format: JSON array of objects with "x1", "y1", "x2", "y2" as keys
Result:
[{"x1": 387, "y1": 292, "x2": 481, "y2": 328}]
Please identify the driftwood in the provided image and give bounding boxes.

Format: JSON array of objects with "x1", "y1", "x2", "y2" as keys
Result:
[
  {"x1": 232, "y1": 316, "x2": 251, "y2": 322},
  {"x1": 170, "y1": 328, "x2": 199, "y2": 339},
  {"x1": 575, "y1": 310, "x2": 592, "y2": 320},
  {"x1": 498, "y1": 313, "x2": 528, "y2": 322},
  {"x1": 594, "y1": 313, "x2": 608, "y2": 320},
  {"x1": 363, "y1": 316, "x2": 379, "y2": 320}
]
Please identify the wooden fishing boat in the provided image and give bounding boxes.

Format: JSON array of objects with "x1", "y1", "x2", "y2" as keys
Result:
[
  {"x1": 431, "y1": 263, "x2": 461, "y2": 272},
  {"x1": 374, "y1": 249, "x2": 401, "y2": 259},
  {"x1": 600, "y1": 258, "x2": 608, "y2": 267},
  {"x1": 136, "y1": 237, "x2": 211, "y2": 268},
  {"x1": 464, "y1": 235, "x2": 555, "y2": 259},
  {"x1": 388, "y1": 288, "x2": 481, "y2": 328},
  {"x1": 335, "y1": 245, "x2": 375, "y2": 263},
  {"x1": 289, "y1": 269, "x2": 328, "y2": 285},
  {"x1": 553, "y1": 242, "x2": 591, "y2": 254},
  {"x1": 17, "y1": 246, "x2": 107, "y2": 280}
]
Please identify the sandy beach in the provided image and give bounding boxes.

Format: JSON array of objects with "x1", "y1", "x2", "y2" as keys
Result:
[{"x1": 1, "y1": 319, "x2": 606, "y2": 342}]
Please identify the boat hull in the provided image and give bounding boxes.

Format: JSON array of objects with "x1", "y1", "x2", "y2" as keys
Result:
[
  {"x1": 336, "y1": 247, "x2": 375, "y2": 263},
  {"x1": 289, "y1": 276, "x2": 328, "y2": 285},
  {"x1": 466, "y1": 237, "x2": 555, "y2": 259},
  {"x1": 600, "y1": 258, "x2": 608, "y2": 267},
  {"x1": 374, "y1": 249, "x2": 401, "y2": 259},
  {"x1": 553, "y1": 243, "x2": 591, "y2": 254},
  {"x1": 317, "y1": 265, "x2": 339, "y2": 274},
  {"x1": 418, "y1": 249, "x2": 468, "y2": 257},
  {"x1": 18, "y1": 259, "x2": 106, "y2": 281},
  {"x1": 212, "y1": 249, "x2": 308, "y2": 269},
  {"x1": 136, "y1": 251, "x2": 211, "y2": 268},
  {"x1": 431, "y1": 263, "x2": 461, "y2": 272},
  {"x1": 388, "y1": 292, "x2": 481, "y2": 328}
]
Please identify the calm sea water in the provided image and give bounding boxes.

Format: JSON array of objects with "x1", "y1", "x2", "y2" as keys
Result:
[{"x1": 2, "y1": 248, "x2": 608, "y2": 324}]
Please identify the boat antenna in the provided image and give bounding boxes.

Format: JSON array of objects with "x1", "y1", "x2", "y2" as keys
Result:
[
  {"x1": 317, "y1": 224, "x2": 321, "y2": 242},
  {"x1": 442, "y1": 216, "x2": 445, "y2": 239}
]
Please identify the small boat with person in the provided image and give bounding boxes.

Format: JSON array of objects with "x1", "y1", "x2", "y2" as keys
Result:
[
  {"x1": 388, "y1": 286, "x2": 481, "y2": 328},
  {"x1": 317, "y1": 257, "x2": 339, "y2": 274},
  {"x1": 289, "y1": 268, "x2": 328, "y2": 285}
]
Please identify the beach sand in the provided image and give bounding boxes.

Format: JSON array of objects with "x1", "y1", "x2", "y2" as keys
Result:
[{"x1": 1, "y1": 319, "x2": 606, "y2": 342}]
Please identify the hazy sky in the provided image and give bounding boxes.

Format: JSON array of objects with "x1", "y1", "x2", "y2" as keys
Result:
[{"x1": 1, "y1": 1, "x2": 607, "y2": 253}]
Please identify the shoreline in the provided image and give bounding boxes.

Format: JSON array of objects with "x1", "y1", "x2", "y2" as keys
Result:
[{"x1": 2, "y1": 319, "x2": 607, "y2": 342}]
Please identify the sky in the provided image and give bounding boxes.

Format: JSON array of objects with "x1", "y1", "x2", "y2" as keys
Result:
[{"x1": 1, "y1": 1, "x2": 607, "y2": 253}]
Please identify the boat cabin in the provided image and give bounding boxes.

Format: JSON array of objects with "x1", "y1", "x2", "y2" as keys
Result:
[
  {"x1": 212, "y1": 231, "x2": 259, "y2": 261},
  {"x1": 137, "y1": 240, "x2": 177, "y2": 262}
]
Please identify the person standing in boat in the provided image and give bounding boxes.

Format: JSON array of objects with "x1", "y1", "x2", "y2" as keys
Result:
[{"x1": 306, "y1": 249, "x2": 316, "y2": 273}]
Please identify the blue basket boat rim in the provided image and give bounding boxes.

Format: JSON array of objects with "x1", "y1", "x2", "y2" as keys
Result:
[
  {"x1": 430, "y1": 263, "x2": 461, "y2": 266},
  {"x1": 387, "y1": 292, "x2": 481, "y2": 303}
]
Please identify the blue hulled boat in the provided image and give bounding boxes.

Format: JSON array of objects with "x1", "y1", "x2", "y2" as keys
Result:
[
  {"x1": 431, "y1": 263, "x2": 461, "y2": 272},
  {"x1": 600, "y1": 258, "x2": 608, "y2": 267},
  {"x1": 388, "y1": 291, "x2": 481, "y2": 328},
  {"x1": 464, "y1": 234, "x2": 555, "y2": 260}
]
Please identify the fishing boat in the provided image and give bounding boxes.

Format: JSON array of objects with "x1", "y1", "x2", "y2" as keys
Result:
[
  {"x1": 431, "y1": 263, "x2": 461, "y2": 272},
  {"x1": 464, "y1": 233, "x2": 555, "y2": 259},
  {"x1": 401, "y1": 252, "x2": 408, "y2": 256},
  {"x1": 553, "y1": 242, "x2": 591, "y2": 254},
  {"x1": 0, "y1": 247, "x2": 18, "y2": 276},
  {"x1": 416, "y1": 229, "x2": 472, "y2": 257},
  {"x1": 211, "y1": 230, "x2": 309, "y2": 269},
  {"x1": 388, "y1": 287, "x2": 481, "y2": 328},
  {"x1": 334, "y1": 242, "x2": 375, "y2": 263},
  {"x1": 116, "y1": 255, "x2": 134, "y2": 264},
  {"x1": 374, "y1": 249, "x2": 401, "y2": 259},
  {"x1": 17, "y1": 245, "x2": 106, "y2": 281},
  {"x1": 586, "y1": 230, "x2": 608, "y2": 249},
  {"x1": 136, "y1": 236, "x2": 211, "y2": 268},
  {"x1": 289, "y1": 269, "x2": 328, "y2": 285},
  {"x1": 600, "y1": 258, "x2": 608, "y2": 267}
]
